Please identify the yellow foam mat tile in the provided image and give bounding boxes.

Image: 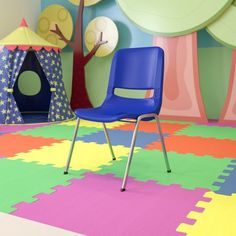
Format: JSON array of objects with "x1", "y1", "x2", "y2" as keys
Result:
[
  {"x1": 57, "y1": 120, "x2": 128, "y2": 129},
  {"x1": 10, "y1": 141, "x2": 138, "y2": 172},
  {"x1": 177, "y1": 192, "x2": 236, "y2": 236}
]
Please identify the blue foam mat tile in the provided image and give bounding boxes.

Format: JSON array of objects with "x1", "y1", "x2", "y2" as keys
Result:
[
  {"x1": 76, "y1": 129, "x2": 169, "y2": 148},
  {"x1": 214, "y1": 160, "x2": 236, "y2": 196}
]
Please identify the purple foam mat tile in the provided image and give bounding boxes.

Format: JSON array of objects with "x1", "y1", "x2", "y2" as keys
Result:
[
  {"x1": 12, "y1": 173, "x2": 208, "y2": 236},
  {"x1": 183, "y1": 218, "x2": 196, "y2": 225},
  {"x1": 197, "y1": 121, "x2": 236, "y2": 128},
  {"x1": 0, "y1": 124, "x2": 48, "y2": 133}
]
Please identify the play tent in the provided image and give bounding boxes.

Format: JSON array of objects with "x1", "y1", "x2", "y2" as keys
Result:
[{"x1": 0, "y1": 19, "x2": 74, "y2": 124}]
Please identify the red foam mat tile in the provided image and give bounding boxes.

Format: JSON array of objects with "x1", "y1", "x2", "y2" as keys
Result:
[
  {"x1": 0, "y1": 134, "x2": 62, "y2": 157},
  {"x1": 114, "y1": 122, "x2": 190, "y2": 134},
  {"x1": 145, "y1": 135, "x2": 236, "y2": 158}
]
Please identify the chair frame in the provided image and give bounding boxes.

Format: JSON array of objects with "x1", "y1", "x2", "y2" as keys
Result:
[{"x1": 64, "y1": 113, "x2": 171, "y2": 192}]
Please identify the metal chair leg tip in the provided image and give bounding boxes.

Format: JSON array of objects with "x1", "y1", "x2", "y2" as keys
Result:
[
  {"x1": 113, "y1": 157, "x2": 116, "y2": 161},
  {"x1": 167, "y1": 169, "x2": 171, "y2": 173},
  {"x1": 120, "y1": 188, "x2": 126, "y2": 192},
  {"x1": 64, "y1": 171, "x2": 69, "y2": 175}
]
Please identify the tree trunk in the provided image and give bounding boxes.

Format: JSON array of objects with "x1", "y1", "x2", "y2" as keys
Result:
[
  {"x1": 70, "y1": 56, "x2": 92, "y2": 109},
  {"x1": 51, "y1": 0, "x2": 106, "y2": 110},
  {"x1": 152, "y1": 33, "x2": 207, "y2": 122}
]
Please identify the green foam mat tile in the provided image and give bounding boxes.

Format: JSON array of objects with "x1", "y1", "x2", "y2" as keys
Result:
[
  {"x1": 176, "y1": 125, "x2": 236, "y2": 140},
  {"x1": 95, "y1": 149, "x2": 232, "y2": 190},
  {"x1": 16, "y1": 124, "x2": 102, "y2": 140},
  {"x1": 160, "y1": 120, "x2": 194, "y2": 125},
  {"x1": 0, "y1": 158, "x2": 86, "y2": 213}
]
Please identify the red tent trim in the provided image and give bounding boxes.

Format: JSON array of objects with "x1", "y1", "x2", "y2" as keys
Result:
[{"x1": 0, "y1": 45, "x2": 61, "y2": 53}]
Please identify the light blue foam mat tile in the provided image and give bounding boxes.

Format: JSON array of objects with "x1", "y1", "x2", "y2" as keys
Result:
[
  {"x1": 213, "y1": 160, "x2": 236, "y2": 195},
  {"x1": 76, "y1": 129, "x2": 169, "y2": 148}
]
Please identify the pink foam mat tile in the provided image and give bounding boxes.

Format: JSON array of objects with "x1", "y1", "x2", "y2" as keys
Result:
[
  {"x1": 12, "y1": 173, "x2": 208, "y2": 236},
  {"x1": 0, "y1": 124, "x2": 48, "y2": 133}
]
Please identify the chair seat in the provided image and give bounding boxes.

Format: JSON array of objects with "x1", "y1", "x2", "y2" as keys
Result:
[{"x1": 75, "y1": 108, "x2": 130, "y2": 122}]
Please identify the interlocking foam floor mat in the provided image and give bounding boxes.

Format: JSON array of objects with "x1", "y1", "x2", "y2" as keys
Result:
[
  {"x1": 0, "y1": 134, "x2": 62, "y2": 157},
  {"x1": 177, "y1": 192, "x2": 236, "y2": 236},
  {"x1": 16, "y1": 124, "x2": 102, "y2": 140},
  {"x1": 146, "y1": 135, "x2": 236, "y2": 158},
  {"x1": 0, "y1": 120, "x2": 236, "y2": 235},
  {"x1": 12, "y1": 173, "x2": 208, "y2": 236},
  {"x1": 76, "y1": 129, "x2": 169, "y2": 148}
]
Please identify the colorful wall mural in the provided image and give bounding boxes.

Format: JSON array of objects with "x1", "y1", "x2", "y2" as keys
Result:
[
  {"x1": 41, "y1": 0, "x2": 236, "y2": 122},
  {"x1": 153, "y1": 33, "x2": 207, "y2": 122}
]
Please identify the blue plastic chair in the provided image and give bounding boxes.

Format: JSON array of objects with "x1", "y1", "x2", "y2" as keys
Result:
[{"x1": 64, "y1": 47, "x2": 171, "y2": 191}]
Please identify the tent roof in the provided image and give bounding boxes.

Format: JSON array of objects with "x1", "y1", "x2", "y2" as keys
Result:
[{"x1": 0, "y1": 19, "x2": 60, "y2": 52}]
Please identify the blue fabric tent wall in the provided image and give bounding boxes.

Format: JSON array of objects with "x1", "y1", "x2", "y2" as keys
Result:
[
  {"x1": 0, "y1": 47, "x2": 74, "y2": 124},
  {"x1": 14, "y1": 51, "x2": 51, "y2": 113}
]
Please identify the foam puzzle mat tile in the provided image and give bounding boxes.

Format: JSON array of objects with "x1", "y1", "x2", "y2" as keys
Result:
[
  {"x1": 1, "y1": 119, "x2": 236, "y2": 235},
  {"x1": 77, "y1": 129, "x2": 169, "y2": 148},
  {"x1": 0, "y1": 124, "x2": 48, "y2": 134},
  {"x1": 160, "y1": 120, "x2": 194, "y2": 124},
  {"x1": 177, "y1": 192, "x2": 236, "y2": 236},
  {"x1": 214, "y1": 160, "x2": 236, "y2": 195},
  {"x1": 95, "y1": 149, "x2": 232, "y2": 190},
  {"x1": 0, "y1": 134, "x2": 61, "y2": 157},
  {"x1": 197, "y1": 121, "x2": 236, "y2": 128},
  {"x1": 114, "y1": 121, "x2": 190, "y2": 134},
  {"x1": 57, "y1": 120, "x2": 125, "y2": 129},
  {"x1": 0, "y1": 158, "x2": 85, "y2": 213},
  {"x1": 12, "y1": 173, "x2": 208, "y2": 236},
  {"x1": 10, "y1": 140, "x2": 138, "y2": 172},
  {"x1": 176, "y1": 125, "x2": 236, "y2": 140},
  {"x1": 16, "y1": 125, "x2": 102, "y2": 140},
  {"x1": 146, "y1": 135, "x2": 236, "y2": 158}
]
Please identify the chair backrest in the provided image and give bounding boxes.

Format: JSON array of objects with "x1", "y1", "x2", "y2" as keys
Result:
[{"x1": 105, "y1": 47, "x2": 165, "y2": 114}]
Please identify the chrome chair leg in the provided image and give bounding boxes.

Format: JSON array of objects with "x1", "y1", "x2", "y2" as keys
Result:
[
  {"x1": 121, "y1": 118, "x2": 141, "y2": 192},
  {"x1": 103, "y1": 123, "x2": 116, "y2": 161},
  {"x1": 64, "y1": 118, "x2": 80, "y2": 174},
  {"x1": 154, "y1": 115, "x2": 171, "y2": 173}
]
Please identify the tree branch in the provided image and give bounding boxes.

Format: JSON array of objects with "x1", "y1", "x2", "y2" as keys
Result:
[
  {"x1": 50, "y1": 24, "x2": 75, "y2": 49},
  {"x1": 84, "y1": 32, "x2": 108, "y2": 65}
]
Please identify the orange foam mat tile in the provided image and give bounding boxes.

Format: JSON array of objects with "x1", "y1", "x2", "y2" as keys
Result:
[
  {"x1": 145, "y1": 135, "x2": 236, "y2": 159},
  {"x1": 0, "y1": 134, "x2": 62, "y2": 157},
  {"x1": 114, "y1": 122, "x2": 190, "y2": 134}
]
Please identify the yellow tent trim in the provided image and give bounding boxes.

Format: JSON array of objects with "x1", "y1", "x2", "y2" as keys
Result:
[{"x1": 0, "y1": 19, "x2": 60, "y2": 49}]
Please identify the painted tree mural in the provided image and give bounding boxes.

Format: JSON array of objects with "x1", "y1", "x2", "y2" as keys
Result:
[
  {"x1": 153, "y1": 33, "x2": 207, "y2": 122},
  {"x1": 117, "y1": 0, "x2": 233, "y2": 122},
  {"x1": 207, "y1": 4, "x2": 236, "y2": 124},
  {"x1": 51, "y1": 0, "x2": 107, "y2": 109}
]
